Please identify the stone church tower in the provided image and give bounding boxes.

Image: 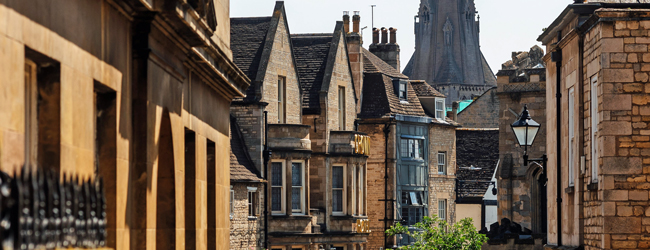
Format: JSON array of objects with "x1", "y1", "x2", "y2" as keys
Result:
[{"x1": 403, "y1": 0, "x2": 497, "y2": 105}]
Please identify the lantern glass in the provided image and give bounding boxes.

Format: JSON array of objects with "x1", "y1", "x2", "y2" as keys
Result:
[{"x1": 512, "y1": 125, "x2": 540, "y2": 146}]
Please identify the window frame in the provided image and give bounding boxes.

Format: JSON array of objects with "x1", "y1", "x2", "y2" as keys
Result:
[
  {"x1": 437, "y1": 152, "x2": 446, "y2": 175},
  {"x1": 291, "y1": 160, "x2": 306, "y2": 214},
  {"x1": 271, "y1": 160, "x2": 286, "y2": 215},
  {"x1": 247, "y1": 186, "x2": 258, "y2": 218},
  {"x1": 400, "y1": 137, "x2": 424, "y2": 160},
  {"x1": 399, "y1": 81, "x2": 407, "y2": 100},
  {"x1": 435, "y1": 98, "x2": 445, "y2": 120},
  {"x1": 278, "y1": 76, "x2": 286, "y2": 123},
  {"x1": 591, "y1": 75, "x2": 599, "y2": 183},
  {"x1": 568, "y1": 87, "x2": 575, "y2": 187},
  {"x1": 339, "y1": 86, "x2": 346, "y2": 130},
  {"x1": 229, "y1": 186, "x2": 234, "y2": 219},
  {"x1": 332, "y1": 164, "x2": 346, "y2": 216},
  {"x1": 438, "y1": 199, "x2": 447, "y2": 220},
  {"x1": 357, "y1": 165, "x2": 365, "y2": 216}
]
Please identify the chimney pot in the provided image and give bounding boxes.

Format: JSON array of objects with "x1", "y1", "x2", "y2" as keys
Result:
[
  {"x1": 381, "y1": 27, "x2": 388, "y2": 44},
  {"x1": 389, "y1": 27, "x2": 397, "y2": 44},
  {"x1": 372, "y1": 28, "x2": 379, "y2": 44},
  {"x1": 343, "y1": 11, "x2": 350, "y2": 33},
  {"x1": 352, "y1": 11, "x2": 360, "y2": 33}
]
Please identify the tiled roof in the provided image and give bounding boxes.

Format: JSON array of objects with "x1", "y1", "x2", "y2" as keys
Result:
[
  {"x1": 358, "y1": 73, "x2": 427, "y2": 119},
  {"x1": 410, "y1": 80, "x2": 445, "y2": 98},
  {"x1": 230, "y1": 17, "x2": 272, "y2": 100},
  {"x1": 291, "y1": 34, "x2": 332, "y2": 114},
  {"x1": 456, "y1": 129, "x2": 499, "y2": 198},
  {"x1": 362, "y1": 48, "x2": 407, "y2": 79},
  {"x1": 230, "y1": 116, "x2": 262, "y2": 182}
]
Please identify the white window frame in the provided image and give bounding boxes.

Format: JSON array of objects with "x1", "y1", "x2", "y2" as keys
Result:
[
  {"x1": 291, "y1": 160, "x2": 306, "y2": 214},
  {"x1": 271, "y1": 160, "x2": 286, "y2": 215},
  {"x1": 399, "y1": 81, "x2": 407, "y2": 99},
  {"x1": 339, "y1": 86, "x2": 346, "y2": 130},
  {"x1": 332, "y1": 164, "x2": 346, "y2": 216},
  {"x1": 591, "y1": 75, "x2": 599, "y2": 183},
  {"x1": 400, "y1": 138, "x2": 424, "y2": 160},
  {"x1": 435, "y1": 98, "x2": 445, "y2": 120},
  {"x1": 247, "y1": 186, "x2": 258, "y2": 218},
  {"x1": 568, "y1": 87, "x2": 575, "y2": 187},
  {"x1": 437, "y1": 152, "x2": 446, "y2": 175},
  {"x1": 230, "y1": 186, "x2": 234, "y2": 219},
  {"x1": 278, "y1": 76, "x2": 286, "y2": 123},
  {"x1": 438, "y1": 199, "x2": 446, "y2": 220}
]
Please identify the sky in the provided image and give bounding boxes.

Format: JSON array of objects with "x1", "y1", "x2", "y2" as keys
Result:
[{"x1": 231, "y1": 0, "x2": 570, "y2": 73}]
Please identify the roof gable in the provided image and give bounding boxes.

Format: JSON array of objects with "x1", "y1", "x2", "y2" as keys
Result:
[
  {"x1": 230, "y1": 116, "x2": 262, "y2": 182},
  {"x1": 358, "y1": 73, "x2": 427, "y2": 118}
]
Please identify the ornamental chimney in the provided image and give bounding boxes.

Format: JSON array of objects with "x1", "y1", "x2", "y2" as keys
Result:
[
  {"x1": 372, "y1": 28, "x2": 379, "y2": 44},
  {"x1": 381, "y1": 27, "x2": 388, "y2": 44},
  {"x1": 389, "y1": 27, "x2": 397, "y2": 44}
]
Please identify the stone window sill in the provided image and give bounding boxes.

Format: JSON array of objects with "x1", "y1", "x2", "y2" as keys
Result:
[
  {"x1": 587, "y1": 182, "x2": 598, "y2": 191},
  {"x1": 248, "y1": 216, "x2": 258, "y2": 221},
  {"x1": 565, "y1": 186, "x2": 574, "y2": 194}
]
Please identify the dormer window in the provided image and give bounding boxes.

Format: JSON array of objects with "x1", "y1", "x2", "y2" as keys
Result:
[
  {"x1": 394, "y1": 79, "x2": 408, "y2": 100},
  {"x1": 435, "y1": 98, "x2": 445, "y2": 120}
]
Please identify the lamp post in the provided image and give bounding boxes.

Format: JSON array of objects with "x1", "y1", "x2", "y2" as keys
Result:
[{"x1": 510, "y1": 105, "x2": 546, "y2": 167}]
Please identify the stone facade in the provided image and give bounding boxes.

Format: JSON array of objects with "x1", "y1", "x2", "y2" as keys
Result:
[
  {"x1": 495, "y1": 65, "x2": 547, "y2": 234},
  {"x1": 456, "y1": 88, "x2": 500, "y2": 129},
  {"x1": 402, "y1": 0, "x2": 497, "y2": 105},
  {"x1": 538, "y1": 3, "x2": 650, "y2": 249},
  {"x1": 0, "y1": 1, "x2": 249, "y2": 250},
  {"x1": 230, "y1": 183, "x2": 264, "y2": 249},
  {"x1": 428, "y1": 125, "x2": 457, "y2": 223}
]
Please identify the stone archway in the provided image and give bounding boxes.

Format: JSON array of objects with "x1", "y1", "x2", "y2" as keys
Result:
[
  {"x1": 528, "y1": 163, "x2": 547, "y2": 234},
  {"x1": 156, "y1": 111, "x2": 176, "y2": 249}
]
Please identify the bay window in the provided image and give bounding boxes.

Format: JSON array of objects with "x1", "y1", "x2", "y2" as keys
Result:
[
  {"x1": 271, "y1": 161, "x2": 285, "y2": 214},
  {"x1": 332, "y1": 165, "x2": 345, "y2": 215},
  {"x1": 291, "y1": 162, "x2": 305, "y2": 214}
]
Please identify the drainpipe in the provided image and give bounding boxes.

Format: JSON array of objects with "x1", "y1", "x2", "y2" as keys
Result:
[
  {"x1": 383, "y1": 121, "x2": 391, "y2": 248},
  {"x1": 263, "y1": 111, "x2": 270, "y2": 249},
  {"x1": 552, "y1": 30, "x2": 563, "y2": 247}
]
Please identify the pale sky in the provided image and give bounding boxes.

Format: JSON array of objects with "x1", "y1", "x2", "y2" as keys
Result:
[{"x1": 231, "y1": 0, "x2": 570, "y2": 74}]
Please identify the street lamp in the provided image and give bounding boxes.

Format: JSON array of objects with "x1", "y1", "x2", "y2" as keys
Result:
[{"x1": 510, "y1": 105, "x2": 544, "y2": 166}]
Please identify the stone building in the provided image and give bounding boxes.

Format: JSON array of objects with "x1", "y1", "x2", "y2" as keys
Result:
[
  {"x1": 538, "y1": 2, "x2": 650, "y2": 249},
  {"x1": 358, "y1": 39, "x2": 459, "y2": 248},
  {"x1": 402, "y1": 0, "x2": 497, "y2": 105},
  {"x1": 0, "y1": 0, "x2": 250, "y2": 249},
  {"x1": 495, "y1": 51, "x2": 547, "y2": 235},
  {"x1": 230, "y1": 3, "x2": 370, "y2": 249}
]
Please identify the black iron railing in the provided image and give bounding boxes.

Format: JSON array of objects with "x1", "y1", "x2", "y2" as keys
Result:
[{"x1": 0, "y1": 166, "x2": 106, "y2": 249}]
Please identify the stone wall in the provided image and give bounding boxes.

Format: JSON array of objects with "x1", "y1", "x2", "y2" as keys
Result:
[
  {"x1": 261, "y1": 14, "x2": 301, "y2": 125},
  {"x1": 325, "y1": 31, "x2": 357, "y2": 133},
  {"x1": 230, "y1": 183, "x2": 264, "y2": 249},
  {"x1": 429, "y1": 125, "x2": 457, "y2": 224},
  {"x1": 457, "y1": 88, "x2": 500, "y2": 129}
]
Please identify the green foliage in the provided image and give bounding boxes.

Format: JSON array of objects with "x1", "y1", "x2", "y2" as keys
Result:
[{"x1": 385, "y1": 216, "x2": 488, "y2": 250}]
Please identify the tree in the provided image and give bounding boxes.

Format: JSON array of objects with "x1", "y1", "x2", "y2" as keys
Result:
[{"x1": 385, "y1": 216, "x2": 488, "y2": 250}]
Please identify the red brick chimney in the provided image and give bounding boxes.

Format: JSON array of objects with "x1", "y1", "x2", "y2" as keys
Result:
[
  {"x1": 381, "y1": 27, "x2": 388, "y2": 44},
  {"x1": 343, "y1": 11, "x2": 350, "y2": 33},
  {"x1": 389, "y1": 27, "x2": 397, "y2": 44},
  {"x1": 372, "y1": 28, "x2": 379, "y2": 44},
  {"x1": 353, "y1": 11, "x2": 360, "y2": 33}
]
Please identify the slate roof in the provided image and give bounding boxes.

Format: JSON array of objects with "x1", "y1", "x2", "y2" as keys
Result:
[
  {"x1": 230, "y1": 116, "x2": 262, "y2": 182},
  {"x1": 456, "y1": 129, "x2": 499, "y2": 198},
  {"x1": 481, "y1": 52, "x2": 498, "y2": 86},
  {"x1": 358, "y1": 73, "x2": 427, "y2": 119},
  {"x1": 362, "y1": 48, "x2": 407, "y2": 79},
  {"x1": 291, "y1": 34, "x2": 332, "y2": 114},
  {"x1": 230, "y1": 17, "x2": 272, "y2": 101},
  {"x1": 410, "y1": 80, "x2": 445, "y2": 98}
]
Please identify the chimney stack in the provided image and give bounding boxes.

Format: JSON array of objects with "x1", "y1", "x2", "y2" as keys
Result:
[
  {"x1": 353, "y1": 11, "x2": 360, "y2": 33},
  {"x1": 389, "y1": 27, "x2": 397, "y2": 44},
  {"x1": 372, "y1": 28, "x2": 379, "y2": 44},
  {"x1": 343, "y1": 11, "x2": 350, "y2": 33},
  {"x1": 381, "y1": 27, "x2": 388, "y2": 44}
]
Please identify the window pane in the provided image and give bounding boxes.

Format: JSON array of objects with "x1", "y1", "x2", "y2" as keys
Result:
[
  {"x1": 272, "y1": 162, "x2": 283, "y2": 186},
  {"x1": 399, "y1": 165, "x2": 408, "y2": 186},
  {"x1": 400, "y1": 139, "x2": 408, "y2": 158},
  {"x1": 292, "y1": 163, "x2": 302, "y2": 186},
  {"x1": 292, "y1": 187, "x2": 301, "y2": 210},
  {"x1": 272, "y1": 187, "x2": 282, "y2": 211},
  {"x1": 333, "y1": 167, "x2": 343, "y2": 188},
  {"x1": 409, "y1": 165, "x2": 416, "y2": 184},
  {"x1": 333, "y1": 190, "x2": 343, "y2": 212},
  {"x1": 414, "y1": 140, "x2": 420, "y2": 159}
]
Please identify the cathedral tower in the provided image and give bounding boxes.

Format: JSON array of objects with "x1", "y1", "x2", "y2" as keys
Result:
[{"x1": 403, "y1": 0, "x2": 496, "y2": 105}]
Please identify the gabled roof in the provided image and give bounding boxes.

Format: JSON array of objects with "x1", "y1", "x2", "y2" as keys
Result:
[
  {"x1": 292, "y1": 22, "x2": 355, "y2": 115},
  {"x1": 456, "y1": 129, "x2": 499, "y2": 198},
  {"x1": 410, "y1": 80, "x2": 445, "y2": 98},
  {"x1": 230, "y1": 116, "x2": 262, "y2": 182},
  {"x1": 481, "y1": 52, "x2": 497, "y2": 86},
  {"x1": 230, "y1": 2, "x2": 301, "y2": 103},
  {"x1": 362, "y1": 48, "x2": 407, "y2": 79},
  {"x1": 358, "y1": 73, "x2": 427, "y2": 119}
]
